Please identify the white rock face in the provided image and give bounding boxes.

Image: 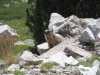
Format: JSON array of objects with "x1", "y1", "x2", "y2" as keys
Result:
[
  {"x1": 17, "y1": 51, "x2": 43, "y2": 66},
  {"x1": 7, "y1": 64, "x2": 20, "y2": 72},
  {"x1": 37, "y1": 42, "x2": 49, "y2": 54}
]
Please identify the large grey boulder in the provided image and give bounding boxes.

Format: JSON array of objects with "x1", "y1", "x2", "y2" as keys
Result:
[
  {"x1": 79, "y1": 18, "x2": 100, "y2": 44},
  {"x1": 79, "y1": 26, "x2": 95, "y2": 43},
  {"x1": 48, "y1": 13, "x2": 83, "y2": 38},
  {"x1": 48, "y1": 13, "x2": 100, "y2": 44},
  {"x1": 79, "y1": 25, "x2": 100, "y2": 44}
]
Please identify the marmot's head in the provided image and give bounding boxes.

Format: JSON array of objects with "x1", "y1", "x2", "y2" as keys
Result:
[{"x1": 44, "y1": 29, "x2": 50, "y2": 35}]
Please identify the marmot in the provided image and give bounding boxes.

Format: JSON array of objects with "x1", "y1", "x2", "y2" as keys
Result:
[{"x1": 44, "y1": 29, "x2": 65, "y2": 49}]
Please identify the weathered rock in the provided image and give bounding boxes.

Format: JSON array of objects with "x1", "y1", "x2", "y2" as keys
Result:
[
  {"x1": 37, "y1": 42, "x2": 49, "y2": 54},
  {"x1": 7, "y1": 64, "x2": 20, "y2": 72},
  {"x1": 0, "y1": 25, "x2": 19, "y2": 43},
  {"x1": 17, "y1": 51, "x2": 43, "y2": 66},
  {"x1": 0, "y1": 25, "x2": 19, "y2": 51}
]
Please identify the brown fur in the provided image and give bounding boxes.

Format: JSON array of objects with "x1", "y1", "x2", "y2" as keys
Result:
[{"x1": 44, "y1": 29, "x2": 64, "y2": 49}]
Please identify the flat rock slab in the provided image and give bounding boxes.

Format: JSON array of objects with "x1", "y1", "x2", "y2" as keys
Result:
[
  {"x1": 39, "y1": 38, "x2": 92, "y2": 59},
  {"x1": 38, "y1": 38, "x2": 74, "y2": 58},
  {"x1": 64, "y1": 45, "x2": 92, "y2": 58}
]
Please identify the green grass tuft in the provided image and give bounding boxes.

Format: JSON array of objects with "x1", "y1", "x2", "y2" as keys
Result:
[
  {"x1": 40, "y1": 62, "x2": 54, "y2": 71},
  {"x1": 13, "y1": 45, "x2": 31, "y2": 54},
  {"x1": 13, "y1": 70, "x2": 25, "y2": 75}
]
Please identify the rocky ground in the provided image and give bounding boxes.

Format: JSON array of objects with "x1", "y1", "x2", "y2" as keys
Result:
[{"x1": 1, "y1": 13, "x2": 100, "y2": 75}]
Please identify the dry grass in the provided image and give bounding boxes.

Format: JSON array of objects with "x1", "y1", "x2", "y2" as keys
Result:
[
  {"x1": 0, "y1": 50, "x2": 17, "y2": 66},
  {"x1": 0, "y1": 36, "x2": 18, "y2": 66}
]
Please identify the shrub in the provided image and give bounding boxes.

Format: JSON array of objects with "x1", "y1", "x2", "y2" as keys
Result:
[{"x1": 40, "y1": 62, "x2": 54, "y2": 71}]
